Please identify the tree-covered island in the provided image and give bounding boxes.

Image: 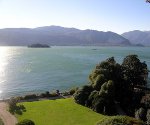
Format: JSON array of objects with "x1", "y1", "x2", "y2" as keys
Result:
[{"x1": 28, "y1": 43, "x2": 50, "y2": 48}]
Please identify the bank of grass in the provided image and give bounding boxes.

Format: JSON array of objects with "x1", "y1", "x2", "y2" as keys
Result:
[{"x1": 17, "y1": 98, "x2": 105, "y2": 125}]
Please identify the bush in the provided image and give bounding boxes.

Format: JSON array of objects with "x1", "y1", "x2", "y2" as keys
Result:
[
  {"x1": 8, "y1": 97, "x2": 18, "y2": 114},
  {"x1": 74, "y1": 85, "x2": 93, "y2": 105},
  {"x1": 49, "y1": 92, "x2": 59, "y2": 97},
  {"x1": 8, "y1": 97, "x2": 26, "y2": 115},
  {"x1": 16, "y1": 119, "x2": 35, "y2": 125},
  {"x1": 97, "y1": 116, "x2": 145, "y2": 125},
  {"x1": 39, "y1": 91, "x2": 50, "y2": 98},
  {"x1": 62, "y1": 91, "x2": 70, "y2": 96},
  {"x1": 146, "y1": 109, "x2": 150, "y2": 125},
  {"x1": 141, "y1": 94, "x2": 150, "y2": 108},
  {"x1": 135, "y1": 107, "x2": 147, "y2": 121},
  {"x1": 86, "y1": 90, "x2": 99, "y2": 107},
  {"x1": 92, "y1": 95, "x2": 105, "y2": 113},
  {"x1": 23, "y1": 94, "x2": 38, "y2": 100},
  {"x1": 69, "y1": 88, "x2": 78, "y2": 95},
  {"x1": 74, "y1": 55, "x2": 149, "y2": 116},
  {"x1": 92, "y1": 74, "x2": 106, "y2": 91}
]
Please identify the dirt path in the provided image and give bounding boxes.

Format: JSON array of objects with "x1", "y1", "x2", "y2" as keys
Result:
[{"x1": 0, "y1": 102, "x2": 17, "y2": 125}]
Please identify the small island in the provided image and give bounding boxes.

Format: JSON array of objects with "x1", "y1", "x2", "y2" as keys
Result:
[{"x1": 28, "y1": 43, "x2": 50, "y2": 48}]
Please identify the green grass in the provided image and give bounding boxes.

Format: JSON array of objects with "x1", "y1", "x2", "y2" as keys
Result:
[{"x1": 17, "y1": 98, "x2": 105, "y2": 125}]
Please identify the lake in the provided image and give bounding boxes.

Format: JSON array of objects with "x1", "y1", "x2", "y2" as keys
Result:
[{"x1": 0, "y1": 46, "x2": 150, "y2": 99}]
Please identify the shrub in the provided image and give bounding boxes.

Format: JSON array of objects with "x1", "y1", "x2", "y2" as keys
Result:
[
  {"x1": 23, "y1": 94, "x2": 37, "y2": 100},
  {"x1": 39, "y1": 91, "x2": 50, "y2": 98},
  {"x1": 97, "y1": 116, "x2": 145, "y2": 125},
  {"x1": 74, "y1": 85, "x2": 93, "y2": 105},
  {"x1": 8, "y1": 97, "x2": 26, "y2": 115},
  {"x1": 49, "y1": 92, "x2": 58, "y2": 97},
  {"x1": 16, "y1": 119, "x2": 35, "y2": 125},
  {"x1": 146, "y1": 109, "x2": 150, "y2": 125},
  {"x1": 141, "y1": 94, "x2": 150, "y2": 108},
  {"x1": 8, "y1": 97, "x2": 18, "y2": 114},
  {"x1": 62, "y1": 91, "x2": 70, "y2": 96},
  {"x1": 92, "y1": 95, "x2": 105, "y2": 113},
  {"x1": 135, "y1": 107, "x2": 147, "y2": 121},
  {"x1": 86, "y1": 90, "x2": 99, "y2": 107},
  {"x1": 69, "y1": 88, "x2": 78, "y2": 95},
  {"x1": 15, "y1": 96, "x2": 24, "y2": 101},
  {"x1": 74, "y1": 55, "x2": 149, "y2": 116},
  {"x1": 92, "y1": 74, "x2": 106, "y2": 91}
]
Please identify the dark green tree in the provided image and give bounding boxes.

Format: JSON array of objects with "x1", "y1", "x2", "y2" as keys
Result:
[
  {"x1": 87, "y1": 80, "x2": 115, "y2": 114},
  {"x1": 122, "y1": 55, "x2": 148, "y2": 90},
  {"x1": 74, "y1": 55, "x2": 149, "y2": 116},
  {"x1": 89, "y1": 57, "x2": 123, "y2": 101},
  {"x1": 73, "y1": 85, "x2": 93, "y2": 105}
]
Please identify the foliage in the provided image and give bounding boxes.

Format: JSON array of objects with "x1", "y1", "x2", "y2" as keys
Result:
[
  {"x1": 8, "y1": 97, "x2": 26, "y2": 115},
  {"x1": 24, "y1": 94, "x2": 38, "y2": 100},
  {"x1": 74, "y1": 85, "x2": 93, "y2": 105},
  {"x1": 16, "y1": 119, "x2": 35, "y2": 125},
  {"x1": 69, "y1": 87, "x2": 78, "y2": 95},
  {"x1": 8, "y1": 97, "x2": 19, "y2": 114},
  {"x1": 74, "y1": 55, "x2": 149, "y2": 116},
  {"x1": 17, "y1": 98, "x2": 105, "y2": 125},
  {"x1": 122, "y1": 55, "x2": 148, "y2": 88},
  {"x1": 135, "y1": 107, "x2": 147, "y2": 121},
  {"x1": 97, "y1": 116, "x2": 145, "y2": 125},
  {"x1": 90, "y1": 80, "x2": 116, "y2": 114},
  {"x1": 146, "y1": 109, "x2": 150, "y2": 125},
  {"x1": 49, "y1": 92, "x2": 59, "y2": 97},
  {"x1": 39, "y1": 91, "x2": 51, "y2": 98},
  {"x1": 141, "y1": 94, "x2": 150, "y2": 108}
]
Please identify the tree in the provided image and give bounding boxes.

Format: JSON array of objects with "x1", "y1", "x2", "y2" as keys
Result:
[
  {"x1": 122, "y1": 55, "x2": 148, "y2": 90},
  {"x1": 74, "y1": 55, "x2": 149, "y2": 116},
  {"x1": 135, "y1": 107, "x2": 147, "y2": 121},
  {"x1": 73, "y1": 85, "x2": 93, "y2": 105},
  {"x1": 92, "y1": 80, "x2": 116, "y2": 114},
  {"x1": 8, "y1": 97, "x2": 18, "y2": 114},
  {"x1": 89, "y1": 57, "x2": 123, "y2": 101},
  {"x1": 146, "y1": 109, "x2": 150, "y2": 125}
]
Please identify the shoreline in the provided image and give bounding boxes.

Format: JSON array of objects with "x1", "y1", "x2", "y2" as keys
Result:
[{"x1": 0, "y1": 90, "x2": 74, "y2": 103}]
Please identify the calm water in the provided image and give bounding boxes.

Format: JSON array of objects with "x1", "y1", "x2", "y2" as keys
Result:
[{"x1": 0, "y1": 46, "x2": 150, "y2": 99}]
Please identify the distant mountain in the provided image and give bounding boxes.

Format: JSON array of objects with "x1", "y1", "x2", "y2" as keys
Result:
[
  {"x1": 122, "y1": 30, "x2": 150, "y2": 46},
  {"x1": 0, "y1": 26, "x2": 131, "y2": 46}
]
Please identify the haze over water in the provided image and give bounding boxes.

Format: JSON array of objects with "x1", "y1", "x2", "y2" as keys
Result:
[{"x1": 0, "y1": 46, "x2": 150, "y2": 99}]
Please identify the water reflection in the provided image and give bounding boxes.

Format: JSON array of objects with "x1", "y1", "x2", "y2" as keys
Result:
[{"x1": 0, "y1": 47, "x2": 10, "y2": 96}]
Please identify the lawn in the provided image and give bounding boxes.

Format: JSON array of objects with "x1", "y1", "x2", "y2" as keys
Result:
[{"x1": 17, "y1": 98, "x2": 106, "y2": 125}]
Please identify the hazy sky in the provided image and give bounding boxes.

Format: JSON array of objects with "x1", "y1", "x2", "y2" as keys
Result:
[{"x1": 0, "y1": 0, "x2": 150, "y2": 34}]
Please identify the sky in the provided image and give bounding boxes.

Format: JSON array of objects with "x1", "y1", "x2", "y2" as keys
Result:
[{"x1": 0, "y1": 0, "x2": 150, "y2": 34}]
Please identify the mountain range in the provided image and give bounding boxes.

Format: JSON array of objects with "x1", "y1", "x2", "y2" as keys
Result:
[
  {"x1": 0, "y1": 26, "x2": 149, "y2": 46},
  {"x1": 122, "y1": 30, "x2": 150, "y2": 46}
]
